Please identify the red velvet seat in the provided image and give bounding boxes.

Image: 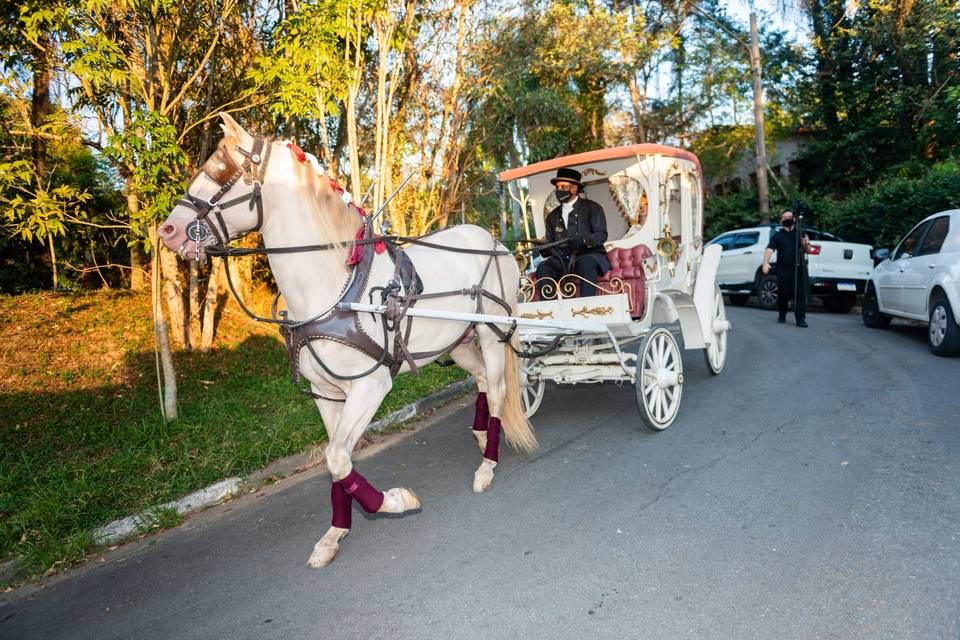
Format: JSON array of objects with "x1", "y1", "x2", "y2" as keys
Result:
[
  {"x1": 597, "y1": 244, "x2": 652, "y2": 319},
  {"x1": 527, "y1": 244, "x2": 651, "y2": 319}
]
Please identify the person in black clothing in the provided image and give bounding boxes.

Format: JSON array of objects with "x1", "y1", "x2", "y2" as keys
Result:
[
  {"x1": 762, "y1": 209, "x2": 811, "y2": 327},
  {"x1": 534, "y1": 167, "x2": 611, "y2": 298}
]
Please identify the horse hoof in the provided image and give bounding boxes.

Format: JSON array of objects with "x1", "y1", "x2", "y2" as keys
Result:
[
  {"x1": 307, "y1": 541, "x2": 339, "y2": 569},
  {"x1": 380, "y1": 487, "x2": 421, "y2": 513},
  {"x1": 472, "y1": 429, "x2": 487, "y2": 454},
  {"x1": 472, "y1": 459, "x2": 496, "y2": 493}
]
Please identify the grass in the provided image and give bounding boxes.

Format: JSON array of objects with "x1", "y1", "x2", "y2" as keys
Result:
[{"x1": 0, "y1": 289, "x2": 466, "y2": 582}]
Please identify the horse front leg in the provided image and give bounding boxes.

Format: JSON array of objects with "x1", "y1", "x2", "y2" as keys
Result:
[{"x1": 307, "y1": 371, "x2": 421, "y2": 569}]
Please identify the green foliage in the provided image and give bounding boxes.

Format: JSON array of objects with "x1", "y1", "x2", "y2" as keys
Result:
[
  {"x1": 704, "y1": 159, "x2": 960, "y2": 249},
  {"x1": 253, "y1": 0, "x2": 351, "y2": 121},
  {"x1": 105, "y1": 110, "x2": 186, "y2": 229},
  {"x1": 0, "y1": 163, "x2": 91, "y2": 243},
  {"x1": 796, "y1": 0, "x2": 960, "y2": 194},
  {"x1": 469, "y1": 1, "x2": 627, "y2": 167},
  {"x1": 703, "y1": 189, "x2": 764, "y2": 240},
  {"x1": 818, "y1": 158, "x2": 960, "y2": 247}
]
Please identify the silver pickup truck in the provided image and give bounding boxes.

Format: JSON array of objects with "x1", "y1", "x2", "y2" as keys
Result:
[{"x1": 707, "y1": 224, "x2": 874, "y2": 313}]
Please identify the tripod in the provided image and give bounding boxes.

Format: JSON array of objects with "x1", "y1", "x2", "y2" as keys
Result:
[{"x1": 794, "y1": 214, "x2": 808, "y2": 318}]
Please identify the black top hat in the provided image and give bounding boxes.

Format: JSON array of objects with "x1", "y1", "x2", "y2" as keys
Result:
[{"x1": 550, "y1": 167, "x2": 583, "y2": 187}]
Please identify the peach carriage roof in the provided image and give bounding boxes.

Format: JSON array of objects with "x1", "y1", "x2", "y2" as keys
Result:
[{"x1": 497, "y1": 144, "x2": 702, "y2": 182}]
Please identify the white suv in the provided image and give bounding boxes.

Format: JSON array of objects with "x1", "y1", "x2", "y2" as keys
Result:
[
  {"x1": 708, "y1": 224, "x2": 873, "y2": 313},
  {"x1": 862, "y1": 210, "x2": 960, "y2": 356}
]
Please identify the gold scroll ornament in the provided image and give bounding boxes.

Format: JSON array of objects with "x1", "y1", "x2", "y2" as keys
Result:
[{"x1": 571, "y1": 305, "x2": 614, "y2": 319}]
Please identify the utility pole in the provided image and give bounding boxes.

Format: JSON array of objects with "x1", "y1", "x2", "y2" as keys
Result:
[{"x1": 750, "y1": 12, "x2": 770, "y2": 222}]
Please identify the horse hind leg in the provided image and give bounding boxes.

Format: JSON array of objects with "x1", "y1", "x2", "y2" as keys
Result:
[
  {"x1": 449, "y1": 341, "x2": 490, "y2": 454},
  {"x1": 471, "y1": 326, "x2": 509, "y2": 493}
]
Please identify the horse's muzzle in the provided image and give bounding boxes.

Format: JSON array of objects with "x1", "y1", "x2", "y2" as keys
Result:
[{"x1": 158, "y1": 209, "x2": 216, "y2": 261}]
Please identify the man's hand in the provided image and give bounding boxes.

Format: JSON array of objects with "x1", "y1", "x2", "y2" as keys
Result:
[
  {"x1": 568, "y1": 234, "x2": 592, "y2": 250},
  {"x1": 762, "y1": 247, "x2": 774, "y2": 274}
]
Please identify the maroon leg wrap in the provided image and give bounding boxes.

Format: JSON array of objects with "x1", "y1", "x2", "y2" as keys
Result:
[
  {"x1": 472, "y1": 392, "x2": 489, "y2": 431},
  {"x1": 331, "y1": 480, "x2": 353, "y2": 529},
  {"x1": 339, "y1": 469, "x2": 384, "y2": 513},
  {"x1": 484, "y1": 417, "x2": 501, "y2": 462}
]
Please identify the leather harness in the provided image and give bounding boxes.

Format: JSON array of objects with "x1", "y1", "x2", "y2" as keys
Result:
[{"x1": 174, "y1": 134, "x2": 523, "y2": 403}]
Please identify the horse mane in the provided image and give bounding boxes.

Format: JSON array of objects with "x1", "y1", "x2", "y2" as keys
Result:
[{"x1": 282, "y1": 142, "x2": 362, "y2": 270}]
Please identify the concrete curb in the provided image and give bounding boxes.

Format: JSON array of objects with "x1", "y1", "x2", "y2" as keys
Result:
[{"x1": 0, "y1": 377, "x2": 475, "y2": 586}]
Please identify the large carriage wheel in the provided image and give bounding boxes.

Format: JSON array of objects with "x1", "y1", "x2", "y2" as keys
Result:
[
  {"x1": 704, "y1": 285, "x2": 728, "y2": 375},
  {"x1": 635, "y1": 327, "x2": 684, "y2": 431},
  {"x1": 520, "y1": 359, "x2": 545, "y2": 418}
]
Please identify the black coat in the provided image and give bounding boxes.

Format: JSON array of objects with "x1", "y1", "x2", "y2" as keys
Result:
[{"x1": 542, "y1": 197, "x2": 611, "y2": 272}]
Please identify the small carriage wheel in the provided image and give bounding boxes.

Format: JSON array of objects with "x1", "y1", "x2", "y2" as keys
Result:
[
  {"x1": 520, "y1": 361, "x2": 546, "y2": 418},
  {"x1": 704, "y1": 285, "x2": 728, "y2": 375},
  {"x1": 635, "y1": 327, "x2": 684, "y2": 431}
]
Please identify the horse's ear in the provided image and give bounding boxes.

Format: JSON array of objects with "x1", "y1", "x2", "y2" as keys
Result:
[{"x1": 218, "y1": 112, "x2": 251, "y2": 144}]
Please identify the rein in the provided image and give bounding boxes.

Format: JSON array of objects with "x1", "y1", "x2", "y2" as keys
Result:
[
  {"x1": 204, "y1": 234, "x2": 570, "y2": 259},
  {"x1": 175, "y1": 136, "x2": 568, "y2": 396}
]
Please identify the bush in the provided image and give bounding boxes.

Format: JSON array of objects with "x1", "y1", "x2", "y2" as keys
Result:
[
  {"x1": 818, "y1": 158, "x2": 960, "y2": 248},
  {"x1": 703, "y1": 158, "x2": 960, "y2": 248}
]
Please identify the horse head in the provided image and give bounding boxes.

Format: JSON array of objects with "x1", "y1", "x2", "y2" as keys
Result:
[{"x1": 157, "y1": 113, "x2": 273, "y2": 261}]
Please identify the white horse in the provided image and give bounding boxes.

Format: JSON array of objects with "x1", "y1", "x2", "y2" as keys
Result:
[{"x1": 158, "y1": 113, "x2": 537, "y2": 568}]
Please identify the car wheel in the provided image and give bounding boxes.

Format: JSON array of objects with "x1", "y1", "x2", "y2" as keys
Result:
[
  {"x1": 757, "y1": 274, "x2": 779, "y2": 311},
  {"x1": 729, "y1": 294, "x2": 749, "y2": 306},
  {"x1": 823, "y1": 293, "x2": 856, "y2": 314},
  {"x1": 861, "y1": 288, "x2": 891, "y2": 329},
  {"x1": 928, "y1": 298, "x2": 960, "y2": 357}
]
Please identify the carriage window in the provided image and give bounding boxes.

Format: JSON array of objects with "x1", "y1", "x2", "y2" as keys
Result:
[
  {"x1": 607, "y1": 174, "x2": 648, "y2": 230},
  {"x1": 666, "y1": 174, "x2": 682, "y2": 238},
  {"x1": 689, "y1": 174, "x2": 701, "y2": 236}
]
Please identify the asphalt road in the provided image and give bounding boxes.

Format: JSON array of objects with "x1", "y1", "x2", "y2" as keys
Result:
[{"x1": 2, "y1": 306, "x2": 959, "y2": 640}]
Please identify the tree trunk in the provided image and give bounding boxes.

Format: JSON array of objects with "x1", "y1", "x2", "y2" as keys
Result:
[
  {"x1": 33, "y1": 33, "x2": 54, "y2": 289},
  {"x1": 160, "y1": 246, "x2": 189, "y2": 348},
  {"x1": 200, "y1": 258, "x2": 225, "y2": 351},
  {"x1": 31, "y1": 33, "x2": 52, "y2": 181},
  {"x1": 47, "y1": 234, "x2": 58, "y2": 289},
  {"x1": 188, "y1": 260, "x2": 201, "y2": 349},
  {"x1": 149, "y1": 228, "x2": 178, "y2": 420},
  {"x1": 130, "y1": 242, "x2": 146, "y2": 291}
]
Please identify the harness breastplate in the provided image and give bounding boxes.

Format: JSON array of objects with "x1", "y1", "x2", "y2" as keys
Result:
[{"x1": 279, "y1": 227, "x2": 388, "y2": 385}]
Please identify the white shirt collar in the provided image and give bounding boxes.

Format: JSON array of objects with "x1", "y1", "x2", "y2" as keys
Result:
[{"x1": 561, "y1": 196, "x2": 578, "y2": 226}]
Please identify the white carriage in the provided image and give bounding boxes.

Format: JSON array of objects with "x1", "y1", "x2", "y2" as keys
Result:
[{"x1": 499, "y1": 144, "x2": 732, "y2": 429}]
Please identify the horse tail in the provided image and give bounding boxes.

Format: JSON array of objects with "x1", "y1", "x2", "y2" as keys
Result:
[{"x1": 501, "y1": 304, "x2": 538, "y2": 455}]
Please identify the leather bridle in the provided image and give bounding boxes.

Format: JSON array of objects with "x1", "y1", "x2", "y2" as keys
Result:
[{"x1": 172, "y1": 135, "x2": 272, "y2": 258}]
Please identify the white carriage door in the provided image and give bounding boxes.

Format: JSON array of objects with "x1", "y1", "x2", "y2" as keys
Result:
[{"x1": 680, "y1": 171, "x2": 693, "y2": 283}]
